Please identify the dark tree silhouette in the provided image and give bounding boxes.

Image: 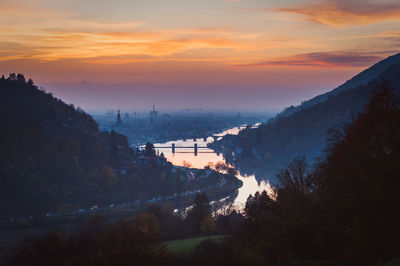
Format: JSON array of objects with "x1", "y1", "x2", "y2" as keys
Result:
[
  {"x1": 186, "y1": 193, "x2": 211, "y2": 233},
  {"x1": 144, "y1": 142, "x2": 156, "y2": 157},
  {"x1": 315, "y1": 83, "x2": 400, "y2": 262}
]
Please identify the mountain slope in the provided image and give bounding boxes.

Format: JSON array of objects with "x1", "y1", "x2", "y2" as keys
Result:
[
  {"x1": 211, "y1": 57, "x2": 400, "y2": 174},
  {"x1": 0, "y1": 74, "x2": 135, "y2": 216},
  {"x1": 276, "y1": 53, "x2": 400, "y2": 119}
]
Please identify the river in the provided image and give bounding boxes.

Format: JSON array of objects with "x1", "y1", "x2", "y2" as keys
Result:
[{"x1": 151, "y1": 124, "x2": 274, "y2": 210}]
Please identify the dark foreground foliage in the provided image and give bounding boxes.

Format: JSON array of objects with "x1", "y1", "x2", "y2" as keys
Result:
[
  {"x1": 4, "y1": 214, "x2": 175, "y2": 266},
  {"x1": 1, "y1": 192, "x2": 234, "y2": 266}
]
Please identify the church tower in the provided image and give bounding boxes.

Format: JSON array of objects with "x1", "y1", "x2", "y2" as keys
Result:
[{"x1": 116, "y1": 110, "x2": 123, "y2": 126}]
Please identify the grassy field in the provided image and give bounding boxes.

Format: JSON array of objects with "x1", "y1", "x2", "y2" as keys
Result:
[{"x1": 164, "y1": 235, "x2": 225, "y2": 256}]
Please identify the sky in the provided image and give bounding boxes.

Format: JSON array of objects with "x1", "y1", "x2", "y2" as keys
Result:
[{"x1": 0, "y1": 0, "x2": 399, "y2": 111}]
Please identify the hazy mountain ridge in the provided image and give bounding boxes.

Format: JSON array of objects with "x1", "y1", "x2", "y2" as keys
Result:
[
  {"x1": 275, "y1": 53, "x2": 400, "y2": 119},
  {"x1": 211, "y1": 55, "x2": 400, "y2": 172}
]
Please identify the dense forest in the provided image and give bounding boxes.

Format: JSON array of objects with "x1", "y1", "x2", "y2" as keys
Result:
[
  {"x1": 2, "y1": 84, "x2": 399, "y2": 265},
  {"x1": 0, "y1": 74, "x2": 240, "y2": 217},
  {"x1": 211, "y1": 56, "x2": 400, "y2": 173}
]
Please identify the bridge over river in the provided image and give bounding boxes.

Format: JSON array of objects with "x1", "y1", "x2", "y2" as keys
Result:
[
  {"x1": 154, "y1": 143, "x2": 217, "y2": 155},
  {"x1": 151, "y1": 125, "x2": 252, "y2": 155}
]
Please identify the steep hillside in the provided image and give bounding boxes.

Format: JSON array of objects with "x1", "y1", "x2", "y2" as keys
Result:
[
  {"x1": 211, "y1": 61, "x2": 400, "y2": 174},
  {"x1": 0, "y1": 74, "x2": 135, "y2": 216},
  {"x1": 276, "y1": 53, "x2": 400, "y2": 119}
]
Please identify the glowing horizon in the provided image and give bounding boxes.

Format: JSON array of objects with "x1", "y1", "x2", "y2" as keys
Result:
[{"x1": 1, "y1": 0, "x2": 399, "y2": 110}]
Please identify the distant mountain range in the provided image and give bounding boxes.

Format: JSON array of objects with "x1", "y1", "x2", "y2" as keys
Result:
[{"x1": 211, "y1": 52, "x2": 400, "y2": 175}]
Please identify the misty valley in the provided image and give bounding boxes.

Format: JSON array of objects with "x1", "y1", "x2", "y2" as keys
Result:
[{"x1": 1, "y1": 0, "x2": 400, "y2": 261}]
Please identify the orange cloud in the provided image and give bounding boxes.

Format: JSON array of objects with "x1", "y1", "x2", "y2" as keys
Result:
[
  {"x1": 237, "y1": 51, "x2": 382, "y2": 68},
  {"x1": 277, "y1": 0, "x2": 400, "y2": 26},
  {"x1": 0, "y1": 2, "x2": 258, "y2": 63},
  {"x1": 0, "y1": 30, "x2": 251, "y2": 62},
  {"x1": 377, "y1": 30, "x2": 400, "y2": 38}
]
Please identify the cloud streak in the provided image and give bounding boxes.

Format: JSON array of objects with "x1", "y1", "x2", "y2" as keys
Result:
[
  {"x1": 0, "y1": 3, "x2": 260, "y2": 62},
  {"x1": 237, "y1": 52, "x2": 382, "y2": 68},
  {"x1": 277, "y1": 0, "x2": 400, "y2": 26}
]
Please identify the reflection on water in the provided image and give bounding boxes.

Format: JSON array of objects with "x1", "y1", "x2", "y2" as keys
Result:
[
  {"x1": 154, "y1": 137, "x2": 224, "y2": 169},
  {"x1": 150, "y1": 123, "x2": 273, "y2": 209},
  {"x1": 234, "y1": 176, "x2": 272, "y2": 209}
]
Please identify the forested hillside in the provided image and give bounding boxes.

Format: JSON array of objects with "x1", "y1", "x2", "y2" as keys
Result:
[
  {"x1": 0, "y1": 74, "x2": 240, "y2": 217},
  {"x1": 211, "y1": 58, "x2": 400, "y2": 172},
  {"x1": 0, "y1": 74, "x2": 135, "y2": 216}
]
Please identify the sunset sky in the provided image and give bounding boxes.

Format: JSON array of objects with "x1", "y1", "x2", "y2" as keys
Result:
[{"x1": 1, "y1": 0, "x2": 399, "y2": 110}]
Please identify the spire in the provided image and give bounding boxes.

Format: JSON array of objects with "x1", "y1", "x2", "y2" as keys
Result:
[{"x1": 116, "y1": 109, "x2": 123, "y2": 126}]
